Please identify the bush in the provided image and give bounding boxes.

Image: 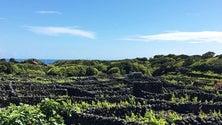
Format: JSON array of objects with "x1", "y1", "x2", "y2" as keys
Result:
[
  {"x1": 107, "y1": 67, "x2": 120, "y2": 74},
  {"x1": 0, "y1": 62, "x2": 14, "y2": 74},
  {"x1": 0, "y1": 103, "x2": 64, "y2": 125},
  {"x1": 202, "y1": 51, "x2": 215, "y2": 59},
  {"x1": 47, "y1": 67, "x2": 62, "y2": 76},
  {"x1": 125, "y1": 110, "x2": 167, "y2": 125},
  {"x1": 86, "y1": 67, "x2": 99, "y2": 76}
]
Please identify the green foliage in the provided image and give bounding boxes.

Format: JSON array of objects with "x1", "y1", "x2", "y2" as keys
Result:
[
  {"x1": 171, "y1": 93, "x2": 202, "y2": 103},
  {"x1": 14, "y1": 63, "x2": 46, "y2": 76},
  {"x1": 132, "y1": 62, "x2": 151, "y2": 76},
  {"x1": 167, "y1": 111, "x2": 182, "y2": 124},
  {"x1": 47, "y1": 65, "x2": 87, "y2": 77},
  {"x1": 192, "y1": 61, "x2": 210, "y2": 72},
  {"x1": 199, "y1": 111, "x2": 208, "y2": 118},
  {"x1": 125, "y1": 110, "x2": 167, "y2": 125},
  {"x1": 95, "y1": 64, "x2": 107, "y2": 72},
  {"x1": 73, "y1": 101, "x2": 90, "y2": 113},
  {"x1": 171, "y1": 93, "x2": 197, "y2": 103},
  {"x1": 125, "y1": 112, "x2": 138, "y2": 122},
  {"x1": 9, "y1": 58, "x2": 17, "y2": 63},
  {"x1": 209, "y1": 58, "x2": 222, "y2": 73},
  {"x1": 113, "y1": 83, "x2": 126, "y2": 88},
  {"x1": 210, "y1": 110, "x2": 222, "y2": 117},
  {"x1": 0, "y1": 58, "x2": 6, "y2": 62},
  {"x1": 171, "y1": 93, "x2": 177, "y2": 102},
  {"x1": 128, "y1": 96, "x2": 136, "y2": 105},
  {"x1": 198, "y1": 110, "x2": 222, "y2": 118},
  {"x1": 107, "y1": 67, "x2": 120, "y2": 74},
  {"x1": 2, "y1": 51, "x2": 222, "y2": 80},
  {"x1": 151, "y1": 57, "x2": 177, "y2": 76},
  {"x1": 0, "y1": 62, "x2": 14, "y2": 74},
  {"x1": 0, "y1": 104, "x2": 46, "y2": 125},
  {"x1": 0, "y1": 102, "x2": 64, "y2": 125},
  {"x1": 203, "y1": 85, "x2": 214, "y2": 90},
  {"x1": 91, "y1": 100, "x2": 116, "y2": 109},
  {"x1": 202, "y1": 51, "x2": 215, "y2": 59},
  {"x1": 125, "y1": 110, "x2": 182, "y2": 125},
  {"x1": 86, "y1": 67, "x2": 99, "y2": 76},
  {"x1": 39, "y1": 98, "x2": 74, "y2": 117},
  {"x1": 47, "y1": 66, "x2": 62, "y2": 76},
  {"x1": 199, "y1": 110, "x2": 222, "y2": 118},
  {"x1": 216, "y1": 91, "x2": 222, "y2": 97},
  {"x1": 39, "y1": 98, "x2": 62, "y2": 118},
  {"x1": 192, "y1": 96, "x2": 198, "y2": 103}
]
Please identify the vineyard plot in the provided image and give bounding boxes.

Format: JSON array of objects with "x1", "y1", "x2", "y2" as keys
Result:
[{"x1": 1, "y1": 76, "x2": 222, "y2": 125}]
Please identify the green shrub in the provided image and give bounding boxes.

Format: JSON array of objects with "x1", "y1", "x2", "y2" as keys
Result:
[
  {"x1": 0, "y1": 103, "x2": 64, "y2": 125},
  {"x1": 107, "y1": 67, "x2": 120, "y2": 74},
  {"x1": 167, "y1": 111, "x2": 182, "y2": 124},
  {"x1": 125, "y1": 110, "x2": 167, "y2": 125},
  {"x1": 39, "y1": 98, "x2": 73, "y2": 117},
  {"x1": 86, "y1": 67, "x2": 99, "y2": 76}
]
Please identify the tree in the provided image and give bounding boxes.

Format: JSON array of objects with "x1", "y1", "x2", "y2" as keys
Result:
[
  {"x1": 9, "y1": 58, "x2": 17, "y2": 63},
  {"x1": 202, "y1": 51, "x2": 215, "y2": 59},
  {"x1": 0, "y1": 58, "x2": 6, "y2": 62},
  {"x1": 191, "y1": 61, "x2": 210, "y2": 72},
  {"x1": 0, "y1": 62, "x2": 14, "y2": 74},
  {"x1": 210, "y1": 58, "x2": 222, "y2": 73},
  {"x1": 122, "y1": 62, "x2": 133, "y2": 74},
  {"x1": 86, "y1": 67, "x2": 99, "y2": 76},
  {"x1": 152, "y1": 57, "x2": 176, "y2": 76},
  {"x1": 96, "y1": 64, "x2": 107, "y2": 73},
  {"x1": 183, "y1": 56, "x2": 201, "y2": 66},
  {"x1": 132, "y1": 63, "x2": 152, "y2": 76},
  {"x1": 0, "y1": 65, "x2": 7, "y2": 73},
  {"x1": 136, "y1": 57, "x2": 148, "y2": 61}
]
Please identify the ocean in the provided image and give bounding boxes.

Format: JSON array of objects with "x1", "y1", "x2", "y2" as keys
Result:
[{"x1": 6, "y1": 59, "x2": 58, "y2": 64}]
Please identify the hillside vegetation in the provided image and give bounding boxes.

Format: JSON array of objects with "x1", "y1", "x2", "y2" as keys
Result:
[
  {"x1": 1, "y1": 51, "x2": 222, "y2": 125},
  {"x1": 1, "y1": 51, "x2": 222, "y2": 82}
]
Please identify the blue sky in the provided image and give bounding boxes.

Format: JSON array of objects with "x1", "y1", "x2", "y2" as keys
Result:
[{"x1": 0, "y1": 0, "x2": 222, "y2": 59}]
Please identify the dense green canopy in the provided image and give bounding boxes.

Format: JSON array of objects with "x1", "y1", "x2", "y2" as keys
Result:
[{"x1": 1, "y1": 51, "x2": 222, "y2": 78}]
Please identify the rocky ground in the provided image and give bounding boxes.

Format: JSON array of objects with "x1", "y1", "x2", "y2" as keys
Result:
[{"x1": 1, "y1": 75, "x2": 222, "y2": 125}]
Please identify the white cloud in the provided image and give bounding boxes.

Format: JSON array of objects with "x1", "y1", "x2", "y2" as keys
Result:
[
  {"x1": 26, "y1": 26, "x2": 96, "y2": 39},
  {"x1": 36, "y1": 10, "x2": 62, "y2": 15},
  {"x1": 121, "y1": 31, "x2": 222, "y2": 43}
]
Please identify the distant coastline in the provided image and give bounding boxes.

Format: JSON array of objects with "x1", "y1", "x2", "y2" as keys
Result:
[{"x1": 5, "y1": 59, "x2": 57, "y2": 64}]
